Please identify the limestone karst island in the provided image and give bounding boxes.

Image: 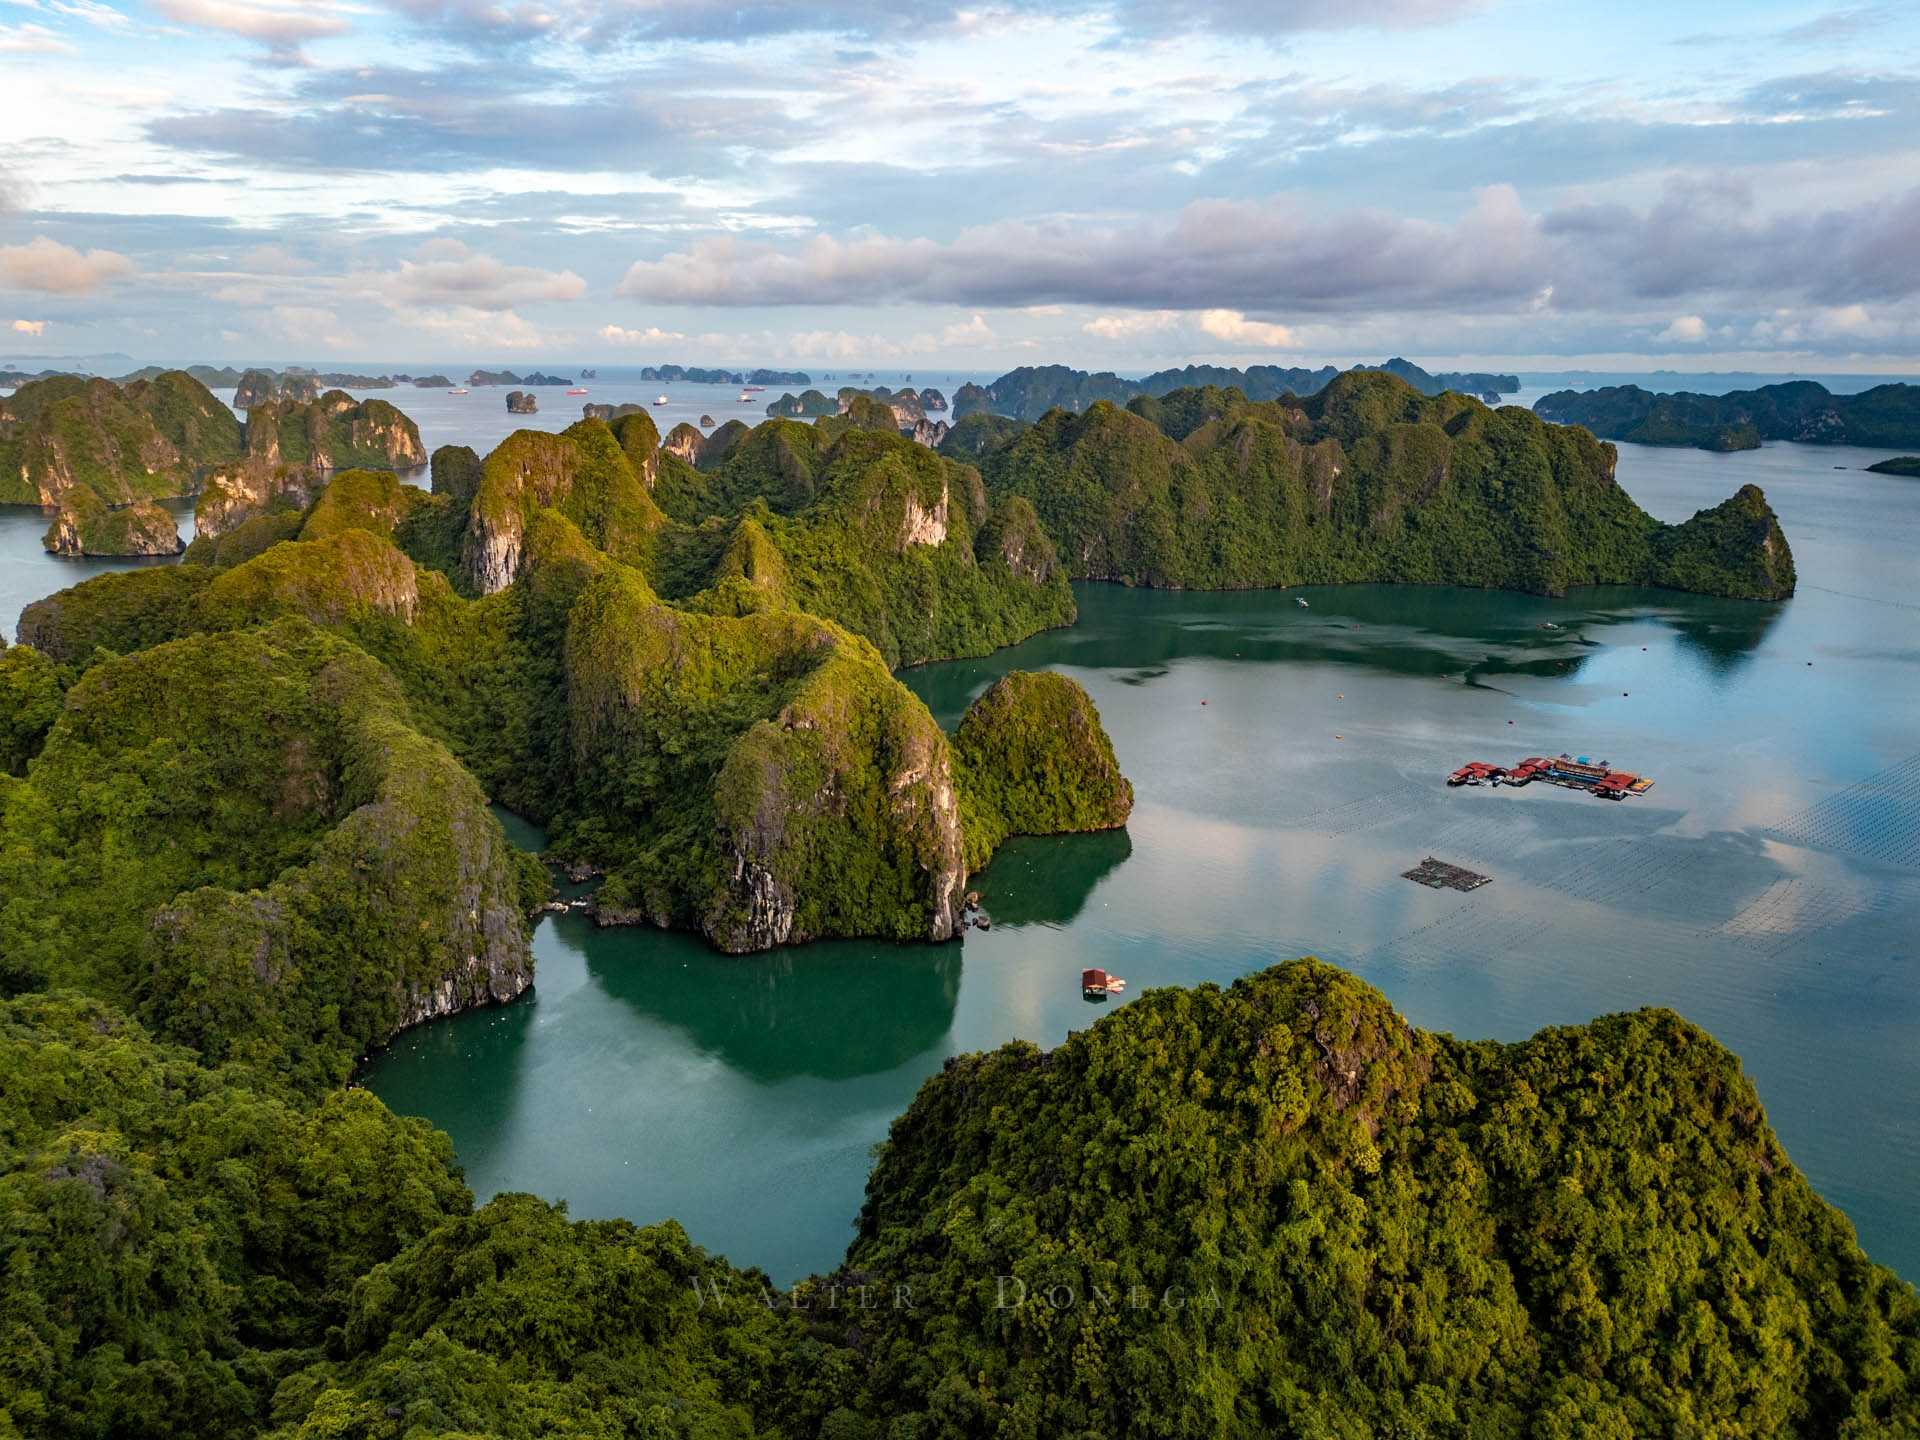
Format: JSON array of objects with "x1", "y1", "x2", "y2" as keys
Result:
[{"x1": 3, "y1": 3, "x2": 1919, "y2": 1436}]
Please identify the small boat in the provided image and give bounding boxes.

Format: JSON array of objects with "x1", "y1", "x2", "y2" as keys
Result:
[
  {"x1": 1296, "y1": 597, "x2": 1309, "y2": 608},
  {"x1": 654, "y1": 394, "x2": 669, "y2": 405},
  {"x1": 1081, "y1": 967, "x2": 1127, "y2": 999},
  {"x1": 566, "y1": 387, "x2": 588, "y2": 396},
  {"x1": 743, "y1": 384, "x2": 765, "y2": 393},
  {"x1": 448, "y1": 387, "x2": 470, "y2": 395},
  {"x1": 738, "y1": 391, "x2": 752, "y2": 402}
]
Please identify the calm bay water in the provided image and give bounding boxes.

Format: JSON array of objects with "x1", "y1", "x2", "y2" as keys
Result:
[
  {"x1": 362, "y1": 440, "x2": 1920, "y2": 1285},
  {"x1": 4, "y1": 410, "x2": 1917, "y2": 1285}
]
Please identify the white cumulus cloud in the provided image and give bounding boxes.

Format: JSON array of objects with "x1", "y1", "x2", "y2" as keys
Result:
[
  {"x1": 600, "y1": 323, "x2": 687, "y2": 344},
  {"x1": 1656, "y1": 314, "x2": 1707, "y2": 343},
  {"x1": 1197, "y1": 309, "x2": 1298, "y2": 348},
  {"x1": 0, "y1": 237, "x2": 135, "y2": 295},
  {"x1": 152, "y1": 0, "x2": 351, "y2": 48}
]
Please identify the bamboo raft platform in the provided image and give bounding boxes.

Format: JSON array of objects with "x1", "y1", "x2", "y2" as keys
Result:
[{"x1": 1402, "y1": 857, "x2": 1492, "y2": 892}]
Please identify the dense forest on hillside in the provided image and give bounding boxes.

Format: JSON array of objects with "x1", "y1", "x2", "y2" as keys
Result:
[
  {"x1": 10, "y1": 415, "x2": 1097, "y2": 954},
  {"x1": 0, "y1": 370, "x2": 424, "y2": 557},
  {"x1": 0, "y1": 355, "x2": 1899, "y2": 1437},
  {"x1": 1535, "y1": 379, "x2": 1920, "y2": 451},
  {"x1": 2, "y1": 954, "x2": 1913, "y2": 1438},
  {"x1": 958, "y1": 373, "x2": 1796, "y2": 599},
  {"x1": 954, "y1": 358, "x2": 1521, "y2": 421}
]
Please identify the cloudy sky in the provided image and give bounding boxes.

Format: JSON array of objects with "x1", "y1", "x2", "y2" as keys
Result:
[{"x1": 3, "y1": 0, "x2": 1918, "y2": 372}]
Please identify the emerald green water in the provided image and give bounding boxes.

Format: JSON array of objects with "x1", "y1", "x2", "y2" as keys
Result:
[{"x1": 350, "y1": 442, "x2": 1920, "y2": 1284}]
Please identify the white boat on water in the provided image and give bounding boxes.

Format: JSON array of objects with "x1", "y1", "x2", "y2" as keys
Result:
[
  {"x1": 448, "y1": 387, "x2": 470, "y2": 395},
  {"x1": 654, "y1": 394, "x2": 669, "y2": 405},
  {"x1": 1296, "y1": 597, "x2": 1309, "y2": 608},
  {"x1": 738, "y1": 390, "x2": 752, "y2": 402}
]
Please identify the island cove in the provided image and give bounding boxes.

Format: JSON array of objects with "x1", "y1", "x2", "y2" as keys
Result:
[{"x1": 4, "y1": 362, "x2": 1918, "y2": 1436}]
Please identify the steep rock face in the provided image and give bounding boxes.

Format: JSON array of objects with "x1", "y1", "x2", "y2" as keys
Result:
[
  {"x1": 667, "y1": 425, "x2": 1074, "y2": 667},
  {"x1": 952, "y1": 670, "x2": 1132, "y2": 869},
  {"x1": 459, "y1": 422, "x2": 667, "y2": 594},
  {"x1": 0, "y1": 371, "x2": 242, "y2": 506},
  {"x1": 701, "y1": 419, "x2": 750, "y2": 469},
  {"x1": 662, "y1": 421, "x2": 705, "y2": 465},
  {"x1": 41, "y1": 490, "x2": 182, "y2": 557},
  {"x1": 562, "y1": 571, "x2": 965, "y2": 951},
  {"x1": 974, "y1": 494, "x2": 1059, "y2": 585},
  {"x1": 0, "y1": 620, "x2": 540, "y2": 1080},
  {"x1": 1651, "y1": 483, "x2": 1797, "y2": 600},
  {"x1": 900, "y1": 475, "x2": 950, "y2": 548},
  {"x1": 505, "y1": 390, "x2": 538, "y2": 414},
  {"x1": 707, "y1": 640, "x2": 966, "y2": 951},
  {"x1": 195, "y1": 392, "x2": 427, "y2": 537},
  {"x1": 919, "y1": 386, "x2": 949, "y2": 412},
  {"x1": 608, "y1": 411, "x2": 660, "y2": 490},
  {"x1": 908, "y1": 417, "x2": 950, "y2": 448}
]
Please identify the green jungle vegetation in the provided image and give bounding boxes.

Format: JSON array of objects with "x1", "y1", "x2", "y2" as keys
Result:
[
  {"x1": 9, "y1": 414, "x2": 1098, "y2": 953},
  {"x1": 0, "y1": 370, "x2": 426, "y2": 558},
  {"x1": 953, "y1": 358, "x2": 1520, "y2": 422},
  {"x1": 0, "y1": 371, "x2": 241, "y2": 507},
  {"x1": 1535, "y1": 380, "x2": 1920, "y2": 451},
  {"x1": 1866, "y1": 456, "x2": 1920, "y2": 477},
  {"x1": 3, "y1": 951, "x2": 1914, "y2": 1438},
  {"x1": 952, "y1": 670, "x2": 1133, "y2": 870},
  {"x1": 0, "y1": 619, "x2": 543, "y2": 1089},
  {"x1": 966, "y1": 373, "x2": 1797, "y2": 600},
  {"x1": 38, "y1": 487, "x2": 184, "y2": 558},
  {"x1": 2, "y1": 376, "x2": 1865, "y2": 1438}
]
